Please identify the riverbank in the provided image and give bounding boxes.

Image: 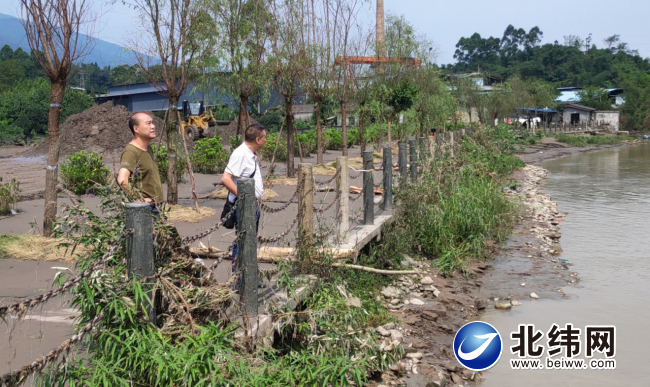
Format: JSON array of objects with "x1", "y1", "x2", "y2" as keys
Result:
[{"x1": 370, "y1": 161, "x2": 572, "y2": 387}]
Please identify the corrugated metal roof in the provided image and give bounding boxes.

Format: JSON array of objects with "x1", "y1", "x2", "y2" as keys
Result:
[
  {"x1": 557, "y1": 91, "x2": 580, "y2": 103},
  {"x1": 516, "y1": 107, "x2": 557, "y2": 113},
  {"x1": 565, "y1": 104, "x2": 596, "y2": 112}
]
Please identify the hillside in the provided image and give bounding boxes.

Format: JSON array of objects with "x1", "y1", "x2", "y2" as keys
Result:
[{"x1": 0, "y1": 13, "x2": 138, "y2": 68}]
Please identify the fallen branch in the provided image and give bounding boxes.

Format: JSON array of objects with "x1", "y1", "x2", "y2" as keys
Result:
[{"x1": 331, "y1": 263, "x2": 418, "y2": 275}]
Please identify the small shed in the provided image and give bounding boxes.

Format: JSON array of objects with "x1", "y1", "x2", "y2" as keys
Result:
[
  {"x1": 292, "y1": 104, "x2": 315, "y2": 122},
  {"x1": 563, "y1": 104, "x2": 596, "y2": 125},
  {"x1": 594, "y1": 110, "x2": 620, "y2": 132}
]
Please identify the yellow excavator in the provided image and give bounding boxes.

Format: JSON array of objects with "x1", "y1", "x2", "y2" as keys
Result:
[{"x1": 180, "y1": 100, "x2": 218, "y2": 141}]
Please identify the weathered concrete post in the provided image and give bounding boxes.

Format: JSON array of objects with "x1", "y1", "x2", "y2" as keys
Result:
[
  {"x1": 418, "y1": 136, "x2": 426, "y2": 159},
  {"x1": 237, "y1": 178, "x2": 258, "y2": 317},
  {"x1": 363, "y1": 151, "x2": 374, "y2": 225},
  {"x1": 126, "y1": 202, "x2": 156, "y2": 325},
  {"x1": 298, "y1": 163, "x2": 314, "y2": 239},
  {"x1": 409, "y1": 139, "x2": 417, "y2": 183},
  {"x1": 336, "y1": 157, "x2": 350, "y2": 241},
  {"x1": 466, "y1": 128, "x2": 473, "y2": 138},
  {"x1": 435, "y1": 134, "x2": 443, "y2": 158},
  {"x1": 428, "y1": 136, "x2": 436, "y2": 161},
  {"x1": 398, "y1": 142, "x2": 407, "y2": 186},
  {"x1": 449, "y1": 131, "x2": 456, "y2": 157},
  {"x1": 381, "y1": 146, "x2": 392, "y2": 210}
]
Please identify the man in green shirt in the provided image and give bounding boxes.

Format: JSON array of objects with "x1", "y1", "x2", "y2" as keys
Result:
[{"x1": 117, "y1": 112, "x2": 164, "y2": 207}]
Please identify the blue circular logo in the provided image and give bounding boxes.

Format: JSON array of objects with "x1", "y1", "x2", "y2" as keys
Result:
[{"x1": 453, "y1": 321, "x2": 502, "y2": 371}]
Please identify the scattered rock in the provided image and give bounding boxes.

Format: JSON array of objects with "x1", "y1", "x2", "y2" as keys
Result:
[
  {"x1": 401, "y1": 255, "x2": 415, "y2": 267},
  {"x1": 381, "y1": 286, "x2": 401, "y2": 299},
  {"x1": 345, "y1": 297, "x2": 361, "y2": 308},
  {"x1": 405, "y1": 352, "x2": 423, "y2": 360},
  {"x1": 410, "y1": 298, "x2": 425, "y2": 306},
  {"x1": 382, "y1": 322, "x2": 395, "y2": 330},
  {"x1": 377, "y1": 326, "x2": 391, "y2": 337},
  {"x1": 421, "y1": 276, "x2": 434, "y2": 285},
  {"x1": 530, "y1": 293, "x2": 539, "y2": 299},
  {"x1": 495, "y1": 300, "x2": 512, "y2": 309},
  {"x1": 390, "y1": 298, "x2": 401, "y2": 305},
  {"x1": 451, "y1": 372, "x2": 464, "y2": 385},
  {"x1": 425, "y1": 370, "x2": 448, "y2": 387},
  {"x1": 390, "y1": 329, "x2": 404, "y2": 342},
  {"x1": 511, "y1": 300, "x2": 522, "y2": 306},
  {"x1": 475, "y1": 299, "x2": 487, "y2": 310}
]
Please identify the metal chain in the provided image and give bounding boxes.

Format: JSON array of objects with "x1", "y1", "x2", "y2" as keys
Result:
[
  {"x1": 257, "y1": 215, "x2": 299, "y2": 244},
  {"x1": 351, "y1": 191, "x2": 363, "y2": 202},
  {"x1": 313, "y1": 188, "x2": 341, "y2": 213},
  {"x1": 0, "y1": 230, "x2": 129, "y2": 321},
  {"x1": 207, "y1": 244, "x2": 235, "y2": 271},
  {"x1": 180, "y1": 195, "x2": 240, "y2": 245},
  {"x1": 0, "y1": 307, "x2": 107, "y2": 386},
  {"x1": 314, "y1": 170, "x2": 339, "y2": 185}
]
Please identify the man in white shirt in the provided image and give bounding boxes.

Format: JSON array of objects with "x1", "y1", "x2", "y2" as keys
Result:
[{"x1": 221, "y1": 124, "x2": 267, "y2": 278}]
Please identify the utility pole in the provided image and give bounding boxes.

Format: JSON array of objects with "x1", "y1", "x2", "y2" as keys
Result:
[{"x1": 585, "y1": 33, "x2": 592, "y2": 55}]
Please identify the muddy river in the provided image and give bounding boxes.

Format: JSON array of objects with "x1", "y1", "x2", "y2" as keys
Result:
[{"x1": 482, "y1": 143, "x2": 650, "y2": 386}]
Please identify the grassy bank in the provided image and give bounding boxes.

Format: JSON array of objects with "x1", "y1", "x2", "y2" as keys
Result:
[
  {"x1": 555, "y1": 134, "x2": 635, "y2": 147},
  {"x1": 364, "y1": 127, "x2": 525, "y2": 275}
]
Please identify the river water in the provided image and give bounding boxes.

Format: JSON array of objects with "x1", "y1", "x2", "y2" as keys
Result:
[{"x1": 482, "y1": 143, "x2": 650, "y2": 386}]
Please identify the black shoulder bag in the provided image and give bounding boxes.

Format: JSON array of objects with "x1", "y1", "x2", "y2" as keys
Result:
[{"x1": 220, "y1": 163, "x2": 257, "y2": 229}]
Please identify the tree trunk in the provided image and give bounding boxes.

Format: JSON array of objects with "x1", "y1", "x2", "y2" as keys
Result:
[
  {"x1": 387, "y1": 117, "x2": 392, "y2": 146},
  {"x1": 285, "y1": 99, "x2": 295, "y2": 177},
  {"x1": 315, "y1": 100, "x2": 323, "y2": 165},
  {"x1": 238, "y1": 94, "x2": 249, "y2": 138},
  {"x1": 265, "y1": 118, "x2": 285, "y2": 182},
  {"x1": 295, "y1": 130, "x2": 304, "y2": 163},
  {"x1": 166, "y1": 104, "x2": 179, "y2": 204},
  {"x1": 359, "y1": 109, "x2": 366, "y2": 154},
  {"x1": 176, "y1": 110, "x2": 199, "y2": 213},
  {"x1": 341, "y1": 100, "x2": 348, "y2": 156},
  {"x1": 42, "y1": 80, "x2": 65, "y2": 237}
]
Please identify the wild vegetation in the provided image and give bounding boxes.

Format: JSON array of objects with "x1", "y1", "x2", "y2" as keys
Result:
[{"x1": 59, "y1": 151, "x2": 111, "y2": 195}]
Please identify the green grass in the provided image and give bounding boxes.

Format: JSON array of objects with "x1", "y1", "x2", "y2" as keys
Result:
[
  {"x1": 0, "y1": 234, "x2": 19, "y2": 257},
  {"x1": 366, "y1": 129, "x2": 524, "y2": 275},
  {"x1": 556, "y1": 134, "x2": 634, "y2": 147}
]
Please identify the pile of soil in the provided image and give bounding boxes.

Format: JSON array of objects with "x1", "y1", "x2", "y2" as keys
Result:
[
  {"x1": 26, "y1": 102, "x2": 164, "y2": 160},
  {"x1": 213, "y1": 117, "x2": 260, "y2": 149}
]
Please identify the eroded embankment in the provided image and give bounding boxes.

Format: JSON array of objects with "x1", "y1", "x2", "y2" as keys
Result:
[{"x1": 370, "y1": 164, "x2": 576, "y2": 387}]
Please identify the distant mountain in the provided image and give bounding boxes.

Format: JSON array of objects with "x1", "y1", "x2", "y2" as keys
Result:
[{"x1": 0, "y1": 13, "x2": 139, "y2": 68}]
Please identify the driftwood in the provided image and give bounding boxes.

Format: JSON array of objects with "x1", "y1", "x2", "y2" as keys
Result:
[
  {"x1": 331, "y1": 263, "x2": 418, "y2": 275},
  {"x1": 349, "y1": 186, "x2": 384, "y2": 195}
]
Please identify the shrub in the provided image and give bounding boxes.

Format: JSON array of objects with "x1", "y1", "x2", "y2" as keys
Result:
[
  {"x1": 323, "y1": 128, "x2": 342, "y2": 150},
  {"x1": 0, "y1": 177, "x2": 20, "y2": 215},
  {"x1": 190, "y1": 136, "x2": 229, "y2": 174},
  {"x1": 256, "y1": 112, "x2": 283, "y2": 133},
  {"x1": 347, "y1": 128, "x2": 360, "y2": 147},
  {"x1": 60, "y1": 151, "x2": 110, "y2": 194},
  {"x1": 151, "y1": 144, "x2": 187, "y2": 183},
  {"x1": 260, "y1": 132, "x2": 288, "y2": 162}
]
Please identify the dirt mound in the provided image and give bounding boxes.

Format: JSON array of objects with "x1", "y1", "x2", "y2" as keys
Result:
[
  {"x1": 26, "y1": 102, "x2": 164, "y2": 160},
  {"x1": 214, "y1": 117, "x2": 260, "y2": 149}
]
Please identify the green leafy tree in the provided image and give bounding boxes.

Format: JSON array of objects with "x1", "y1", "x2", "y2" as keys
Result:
[{"x1": 576, "y1": 87, "x2": 614, "y2": 110}]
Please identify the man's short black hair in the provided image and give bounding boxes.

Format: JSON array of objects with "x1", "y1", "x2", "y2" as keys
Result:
[
  {"x1": 128, "y1": 112, "x2": 149, "y2": 136},
  {"x1": 245, "y1": 123, "x2": 267, "y2": 142}
]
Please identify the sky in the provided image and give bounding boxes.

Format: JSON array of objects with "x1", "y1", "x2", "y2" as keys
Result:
[{"x1": 1, "y1": 0, "x2": 649, "y2": 65}]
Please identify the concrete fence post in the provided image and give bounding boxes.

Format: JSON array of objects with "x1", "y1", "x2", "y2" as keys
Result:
[
  {"x1": 297, "y1": 163, "x2": 314, "y2": 240},
  {"x1": 435, "y1": 134, "x2": 443, "y2": 158},
  {"x1": 398, "y1": 142, "x2": 408, "y2": 186},
  {"x1": 125, "y1": 203, "x2": 156, "y2": 325},
  {"x1": 449, "y1": 131, "x2": 456, "y2": 157},
  {"x1": 409, "y1": 139, "x2": 417, "y2": 184},
  {"x1": 363, "y1": 151, "x2": 374, "y2": 225},
  {"x1": 381, "y1": 146, "x2": 392, "y2": 211},
  {"x1": 418, "y1": 136, "x2": 426, "y2": 159},
  {"x1": 237, "y1": 178, "x2": 258, "y2": 318},
  {"x1": 428, "y1": 136, "x2": 436, "y2": 161},
  {"x1": 336, "y1": 157, "x2": 349, "y2": 241}
]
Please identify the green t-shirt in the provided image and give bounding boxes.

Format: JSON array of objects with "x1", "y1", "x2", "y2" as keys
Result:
[{"x1": 120, "y1": 144, "x2": 164, "y2": 203}]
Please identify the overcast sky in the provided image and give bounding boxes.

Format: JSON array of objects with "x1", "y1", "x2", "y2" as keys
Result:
[{"x1": 1, "y1": 0, "x2": 649, "y2": 64}]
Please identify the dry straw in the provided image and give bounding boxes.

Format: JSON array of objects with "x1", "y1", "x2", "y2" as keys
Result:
[
  {"x1": 2, "y1": 235, "x2": 89, "y2": 262},
  {"x1": 164, "y1": 205, "x2": 216, "y2": 223},
  {"x1": 205, "y1": 187, "x2": 278, "y2": 201}
]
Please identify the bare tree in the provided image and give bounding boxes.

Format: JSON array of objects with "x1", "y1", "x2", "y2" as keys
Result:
[
  {"x1": 269, "y1": 0, "x2": 309, "y2": 177},
  {"x1": 129, "y1": 0, "x2": 205, "y2": 207},
  {"x1": 304, "y1": 0, "x2": 334, "y2": 165},
  {"x1": 331, "y1": 0, "x2": 365, "y2": 157},
  {"x1": 211, "y1": 0, "x2": 273, "y2": 138},
  {"x1": 20, "y1": 0, "x2": 95, "y2": 237}
]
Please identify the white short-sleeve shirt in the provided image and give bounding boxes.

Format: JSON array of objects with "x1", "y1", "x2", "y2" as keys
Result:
[{"x1": 225, "y1": 143, "x2": 264, "y2": 201}]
